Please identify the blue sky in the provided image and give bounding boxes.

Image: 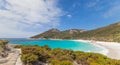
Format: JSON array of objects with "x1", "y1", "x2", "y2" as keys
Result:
[
  {"x1": 0, "y1": 0, "x2": 120, "y2": 38},
  {"x1": 58, "y1": 0, "x2": 120, "y2": 30}
]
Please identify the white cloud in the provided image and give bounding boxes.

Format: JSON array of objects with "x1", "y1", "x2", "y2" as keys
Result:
[
  {"x1": 86, "y1": 0, "x2": 100, "y2": 8},
  {"x1": 0, "y1": 0, "x2": 62, "y2": 38},
  {"x1": 67, "y1": 14, "x2": 72, "y2": 18}
]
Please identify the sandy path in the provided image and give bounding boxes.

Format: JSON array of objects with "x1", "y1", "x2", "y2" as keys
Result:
[
  {"x1": 0, "y1": 49, "x2": 22, "y2": 65},
  {"x1": 15, "y1": 49, "x2": 22, "y2": 65}
]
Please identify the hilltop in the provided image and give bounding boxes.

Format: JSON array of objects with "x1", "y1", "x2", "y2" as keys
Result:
[
  {"x1": 31, "y1": 28, "x2": 86, "y2": 39},
  {"x1": 31, "y1": 22, "x2": 120, "y2": 42}
]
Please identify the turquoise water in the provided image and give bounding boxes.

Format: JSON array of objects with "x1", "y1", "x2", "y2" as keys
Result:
[{"x1": 6, "y1": 38, "x2": 105, "y2": 53}]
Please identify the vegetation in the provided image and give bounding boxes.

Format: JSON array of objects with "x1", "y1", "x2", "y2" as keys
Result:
[
  {"x1": 31, "y1": 28, "x2": 61, "y2": 39},
  {"x1": 77, "y1": 22, "x2": 120, "y2": 42},
  {"x1": 0, "y1": 40, "x2": 9, "y2": 57},
  {"x1": 20, "y1": 45, "x2": 120, "y2": 65},
  {"x1": 14, "y1": 45, "x2": 23, "y2": 48},
  {"x1": 31, "y1": 28, "x2": 85, "y2": 39},
  {"x1": 31, "y1": 22, "x2": 120, "y2": 42}
]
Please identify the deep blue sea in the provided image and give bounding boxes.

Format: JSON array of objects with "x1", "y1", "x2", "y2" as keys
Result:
[{"x1": 1, "y1": 38, "x2": 106, "y2": 53}]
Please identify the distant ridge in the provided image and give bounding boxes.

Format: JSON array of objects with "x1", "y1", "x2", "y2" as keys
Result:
[
  {"x1": 31, "y1": 22, "x2": 120, "y2": 42},
  {"x1": 31, "y1": 28, "x2": 86, "y2": 39}
]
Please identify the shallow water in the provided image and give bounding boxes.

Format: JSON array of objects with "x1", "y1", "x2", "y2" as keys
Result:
[{"x1": 3, "y1": 38, "x2": 105, "y2": 53}]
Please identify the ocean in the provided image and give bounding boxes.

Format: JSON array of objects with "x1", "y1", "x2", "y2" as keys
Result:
[{"x1": 1, "y1": 38, "x2": 107, "y2": 54}]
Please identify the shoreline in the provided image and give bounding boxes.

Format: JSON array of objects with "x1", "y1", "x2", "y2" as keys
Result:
[
  {"x1": 73, "y1": 40, "x2": 109, "y2": 55},
  {"x1": 8, "y1": 39, "x2": 120, "y2": 60},
  {"x1": 74, "y1": 39, "x2": 120, "y2": 60},
  {"x1": 96, "y1": 41, "x2": 120, "y2": 60}
]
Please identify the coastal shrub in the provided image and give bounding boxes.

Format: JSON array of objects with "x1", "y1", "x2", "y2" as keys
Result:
[
  {"x1": 50, "y1": 60, "x2": 73, "y2": 65},
  {"x1": 60, "y1": 60, "x2": 73, "y2": 65},
  {"x1": 0, "y1": 40, "x2": 8, "y2": 48},
  {"x1": 21, "y1": 53, "x2": 38, "y2": 65},
  {"x1": 20, "y1": 45, "x2": 120, "y2": 65},
  {"x1": 0, "y1": 47, "x2": 3, "y2": 54},
  {"x1": 50, "y1": 60, "x2": 61, "y2": 65},
  {"x1": 0, "y1": 40, "x2": 9, "y2": 57},
  {"x1": 90, "y1": 62, "x2": 100, "y2": 65},
  {"x1": 14, "y1": 45, "x2": 23, "y2": 48}
]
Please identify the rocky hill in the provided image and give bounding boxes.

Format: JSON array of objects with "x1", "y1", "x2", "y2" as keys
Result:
[
  {"x1": 31, "y1": 22, "x2": 120, "y2": 42},
  {"x1": 31, "y1": 29, "x2": 86, "y2": 39}
]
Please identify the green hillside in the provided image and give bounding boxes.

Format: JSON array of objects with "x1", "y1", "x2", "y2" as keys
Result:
[
  {"x1": 31, "y1": 29, "x2": 85, "y2": 39},
  {"x1": 78, "y1": 22, "x2": 120, "y2": 42},
  {"x1": 31, "y1": 28, "x2": 61, "y2": 39},
  {"x1": 31, "y1": 22, "x2": 120, "y2": 42}
]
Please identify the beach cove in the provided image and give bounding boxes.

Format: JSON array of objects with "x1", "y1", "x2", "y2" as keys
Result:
[
  {"x1": 8, "y1": 38, "x2": 106, "y2": 53},
  {"x1": 1, "y1": 39, "x2": 120, "y2": 65},
  {"x1": 6, "y1": 38, "x2": 120, "y2": 60},
  {"x1": 75, "y1": 40, "x2": 120, "y2": 60}
]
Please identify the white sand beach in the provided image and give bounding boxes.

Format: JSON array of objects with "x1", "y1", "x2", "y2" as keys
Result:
[
  {"x1": 75, "y1": 40, "x2": 120, "y2": 60},
  {"x1": 96, "y1": 41, "x2": 120, "y2": 60}
]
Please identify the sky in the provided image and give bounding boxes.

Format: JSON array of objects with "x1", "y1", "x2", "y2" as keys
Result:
[{"x1": 0, "y1": 0, "x2": 120, "y2": 38}]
